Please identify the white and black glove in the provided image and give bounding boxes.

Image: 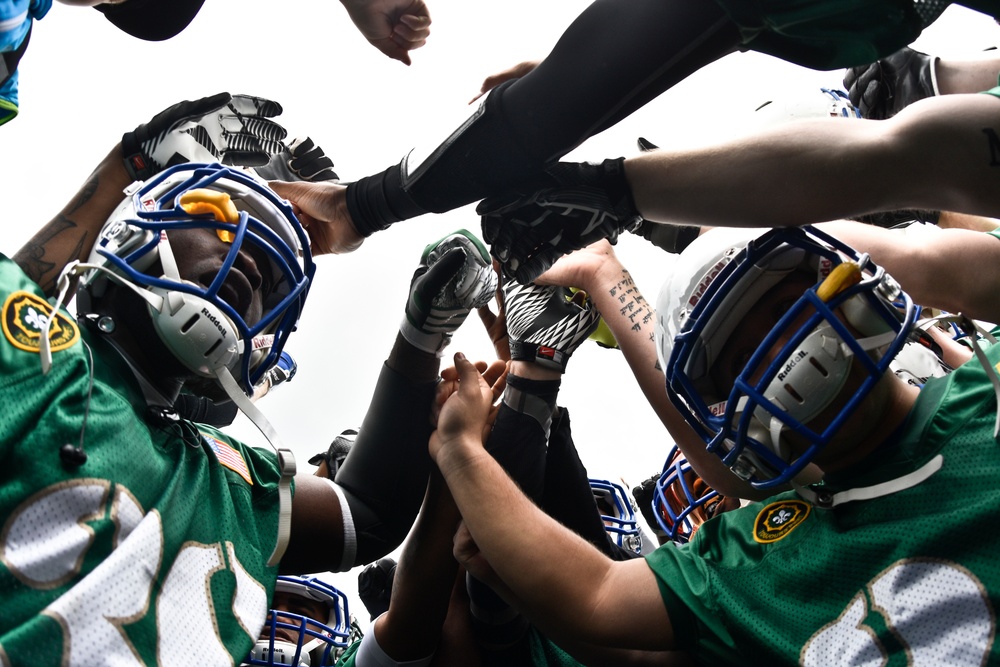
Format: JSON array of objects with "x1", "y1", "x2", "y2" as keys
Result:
[
  {"x1": 121, "y1": 92, "x2": 287, "y2": 182},
  {"x1": 252, "y1": 136, "x2": 339, "y2": 183},
  {"x1": 260, "y1": 351, "x2": 297, "y2": 390}
]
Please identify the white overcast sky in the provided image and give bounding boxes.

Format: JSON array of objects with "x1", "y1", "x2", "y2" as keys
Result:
[{"x1": 1, "y1": 0, "x2": 997, "y2": 626}]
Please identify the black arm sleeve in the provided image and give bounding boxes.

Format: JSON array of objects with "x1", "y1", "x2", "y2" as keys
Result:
[
  {"x1": 333, "y1": 362, "x2": 437, "y2": 566},
  {"x1": 346, "y1": 0, "x2": 738, "y2": 234}
]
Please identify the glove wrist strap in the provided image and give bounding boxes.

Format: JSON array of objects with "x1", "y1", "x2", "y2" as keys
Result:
[
  {"x1": 509, "y1": 340, "x2": 571, "y2": 373},
  {"x1": 121, "y1": 132, "x2": 154, "y2": 182},
  {"x1": 600, "y1": 157, "x2": 642, "y2": 225}
]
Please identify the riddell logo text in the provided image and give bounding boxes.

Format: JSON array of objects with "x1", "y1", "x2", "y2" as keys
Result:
[
  {"x1": 777, "y1": 350, "x2": 808, "y2": 382},
  {"x1": 201, "y1": 308, "x2": 228, "y2": 338},
  {"x1": 688, "y1": 259, "x2": 730, "y2": 308}
]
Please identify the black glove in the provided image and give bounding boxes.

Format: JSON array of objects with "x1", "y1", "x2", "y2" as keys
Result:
[
  {"x1": 252, "y1": 136, "x2": 339, "y2": 183},
  {"x1": 478, "y1": 158, "x2": 642, "y2": 284},
  {"x1": 630, "y1": 219, "x2": 701, "y2": 253},
  {"x1": 357, "y1": 556, "x2": 397, "y2": 620},
  {"x1": 843, "y1": 47, "x2": 938, "y2": 120},
  {"x1": 121, "y1": 93, "x2": 287, "y2": 182},
  {"x1": 307, "y1": 427, "x2": 358, "y2": 480}
]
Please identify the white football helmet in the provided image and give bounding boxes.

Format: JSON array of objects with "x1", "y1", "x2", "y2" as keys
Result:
[
  {"x1": 656, "y1": 226, "x2": 918, "y2": 488},
  {"x1": 752, "y1": 87, "x2": 861, "y2": 128},
  {"x1": 590, "y1": 478, "x2": 643, "y2": 554},
  {"x1": 78, "y1": 162, "x2": 314, "y2": 394},
  {"x1": 243, "y1": 576, "x2": 353, "y2": 667}
]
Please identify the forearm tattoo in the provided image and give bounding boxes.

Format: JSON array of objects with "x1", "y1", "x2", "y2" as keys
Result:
[
  {"x1": 13, "y1": 174, "x2": 97, "y2": 293},
  {"x1": 606, "y1": 268, "x2": 658, "y2": 366}
]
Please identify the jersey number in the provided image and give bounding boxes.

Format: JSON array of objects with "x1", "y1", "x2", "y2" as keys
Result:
[
  {"x1": 801, "y1": 558, "x2": 994, "y2": 666},
  {"x1": 0, "y1": 479, "x2": 268, "y2": 666}
]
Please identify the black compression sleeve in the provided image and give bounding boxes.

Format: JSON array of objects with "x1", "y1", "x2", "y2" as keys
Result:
[
  {"x1": 542, "y1": 408, "x2": 636, "y2": 561},
  {"x1": 333, "y1": 362, "x2": 437, "y2": 566},
  {"x1": 344, "y1": 0, "x2": 738, "y2": 233}
]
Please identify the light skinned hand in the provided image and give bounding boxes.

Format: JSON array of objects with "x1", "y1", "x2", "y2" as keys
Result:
[
  {"x1": 532, "y1": 238, "x2": 617, "y2": 293},
  {"x1": 429, "y1": 353, "x2": 503, "y2": 466},
  {"x1": 476, "y1": 264, "x2": 510, "y2": 361},
  {"x1": 268, "y1": 180, "x2": 364, "y2": 255},
  {"x1": 340, "y1": 0, "x2": 431, "y2": 65},
  {"x1": 469, "y1": 60, "x2": 540, "y2": 103},
  {"x1": 432, "y1": 358, "x2": 507, "y2": 439},
  {"x1": 453, "y1": 520, "x2": 501, "y2": 587}
]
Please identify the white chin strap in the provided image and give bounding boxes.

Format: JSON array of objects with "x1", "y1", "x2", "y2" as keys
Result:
[
  {"x1": 45, "y1": 260, "x2": 295, "y2": 568},
  {"x1": 42, "y1": 260, "x2": 166, "y2": 373},
  {"x1": 795, "y1": 454, "x2": 943, "y2": 508},
  {"x1": 214, "y1": 366, "x2": 295, "y2": 567}
]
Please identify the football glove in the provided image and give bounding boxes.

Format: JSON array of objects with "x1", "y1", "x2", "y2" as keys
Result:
[
  {"x1": 261, "y1": 351, "x2": 297, "y2": 390},
  {"x1": 478, "y1": 158, "x2": 642, "y2": 284},
  {"x1": 253, "y1": 136, "x2": 339, "y2": 183},
  {"x1": 121, "y1": 92, "x2": 287, "y2": 182},
  {"x1": 843, "y1": 47, "x2": 938, "y2": 120}
]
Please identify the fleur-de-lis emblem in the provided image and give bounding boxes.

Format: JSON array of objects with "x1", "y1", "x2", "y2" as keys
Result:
[
  {"x1": 24, "y1": 306, "x2": 48, "y2": 332},
  {"x1": 772, "y1": 509, "x2": 792, "y2": 525}
]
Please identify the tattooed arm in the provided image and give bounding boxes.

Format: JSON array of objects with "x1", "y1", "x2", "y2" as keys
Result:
[
  {"x1": 14, "y1": 145, "x2": 132, "y2": 296},
  {"x1": 533, "y1": 241, "x2": 768, "y2": 500}
]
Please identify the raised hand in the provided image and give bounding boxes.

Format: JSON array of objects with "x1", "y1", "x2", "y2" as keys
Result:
[
  {"x1": 340, "y1": 0, "x2": 431, "y2": 65},
  {"x1": 267, "y1": 180, "x2": 363, "y2": 255},
  {"x1": 122, "y1": 93, "x2": 286, "y2": 181}
]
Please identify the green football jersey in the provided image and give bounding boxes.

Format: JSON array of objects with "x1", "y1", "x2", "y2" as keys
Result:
[
  {"x1": 647, "y1": 341, "x2": 1000, "y2": 665},
  {"x1": 0, "y1": 255, "x2": 285, "y2": 665}
]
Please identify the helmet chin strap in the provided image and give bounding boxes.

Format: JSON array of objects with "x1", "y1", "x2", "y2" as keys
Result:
[
  {"x1": 214, "y1": 365, "x2": 296, "y2": 567},
  {"x1": 795, "y1": 455, "x2": 943, "y2": 508},
  {"x1": 46, "y1": 260, "x2": 295, "y2": 567},
  {"x1": 42, "y1": 260, "x2": 166, "y2": 374}
]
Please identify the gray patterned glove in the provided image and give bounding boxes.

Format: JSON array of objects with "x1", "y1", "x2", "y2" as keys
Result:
[
  {"x1": 122, "y1": 92, "x2": 287, "y2": 182},
  {"x1": 252, "y1": 136, "x2": 339, "y2": 183}
]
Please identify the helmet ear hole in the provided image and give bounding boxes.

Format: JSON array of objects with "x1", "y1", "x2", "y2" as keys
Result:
[{"x1": 149, "y1": 289, "x2": 239, "y2": 379}]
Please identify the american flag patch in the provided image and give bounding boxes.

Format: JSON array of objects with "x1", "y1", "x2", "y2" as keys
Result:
[{"x1": 201, "y1": 434, "x2": 253, "y2": 485}]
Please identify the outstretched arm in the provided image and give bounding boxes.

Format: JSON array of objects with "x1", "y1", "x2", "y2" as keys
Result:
[
  {"x1": 370, "y1": 469, "x2": 462, "y2": 661},
  {"x1": 627, "y1": 93, "x2": 1000, "y2": 227},
  {"x1": 430, "y1": 353, "x2": 674, "y2": 651},
  {"x1": 816, "y1": 220, "x2": 1000, "y2": 324},
  {"x1": 15, "y1": 93, "x2": 290, "y2": 295},
  {"x1": 534, "y1": 242, "x2": 768, "y2": 500},
  {"x1": 14, "y1": 146, "x2": 131, "y2": 295}
]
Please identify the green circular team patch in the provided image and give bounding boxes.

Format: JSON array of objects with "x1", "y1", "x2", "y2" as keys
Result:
[
  {"x1": 753, "y1": 499, "x2": 811, "y2": 544},
  {"x1": 2, "y1": 291, "x2": 79, "y2": 353}
]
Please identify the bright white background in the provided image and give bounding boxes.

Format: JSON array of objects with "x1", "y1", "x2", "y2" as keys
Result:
[{"x1": 3, "y1": 0, "x2": 997, "y2": 632}]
